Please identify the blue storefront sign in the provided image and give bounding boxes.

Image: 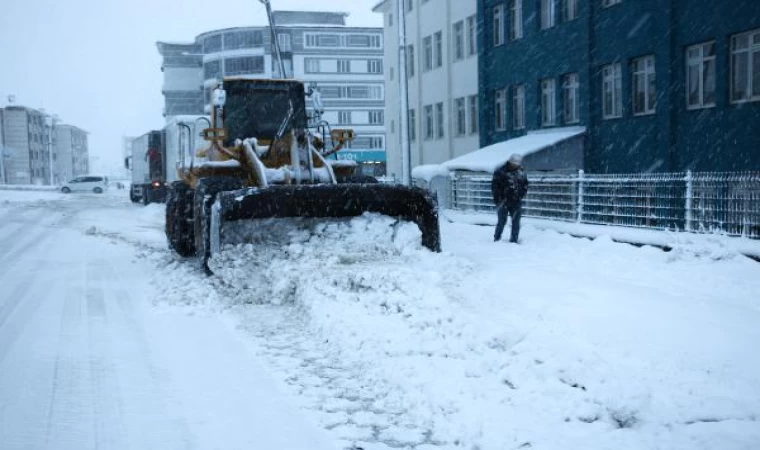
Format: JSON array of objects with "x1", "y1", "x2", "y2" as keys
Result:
[{"x1": 334, "y1": 151, "x2": 386, "y2": 163}]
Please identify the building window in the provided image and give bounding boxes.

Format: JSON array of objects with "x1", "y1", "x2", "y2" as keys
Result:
[
  {"x1": 407, "y1": 0, "x2": 414, "y2": 12},
  {"x1": 513, "y1": 85, "x2": 525, "y2": 130},
  {"x1": 369, "y1": 111, "x2": 384, "y2": 125},
  {"x1": 494, "y1": 89, "x2": 507, "y2": 131},
  {"x1": 434, "y1": 31, "x2": 443, "y2": 68},
  {"x1": 305, "y1": 59, "x2": 320, "y2": 73},
  {"x1": 541, "y1": 78, "x2": 557, "y2": 126},
  {"x1": 453, "y1": 21, "x2": 465, "y2": 61},
  {"x1": 338, "y1": 111, "x2": 352, "y2": 125},
  {"x1": 510, "y1": 0, "x2": 523, "y2": 40},
  {"x1": 602, "y1": 0, "x2": 621, "y2": 7},
  {"x1": 369, "y1": 86, "x2": 383, "y2": 99},
  {"x1": 338, "y1": 59, "x2": 351, "y2": 73},
  {"x1": 541, "y1": 0, "x2": 555, "y2": 29},
  {"x1": 455, "y1": 97, "x2": 466, "y2": 136},
  {"x1": 224, "y1": 56, "x2": 265, "y2": 75},
  {"x1": 204, "y1": 35, "x2": 222, "y2": 53},
  {"x1": 424, "y1": 105, "x2": 434, "y2": 139},
  {"x1": 389, "y1": 13, "x2": 393, "y2": 27},
  {"x1": 632, "y1": 55, "x2": 656, "y2": 115},
  {"x1": 687, "y1": 41, "x2": 716, "y2": 109},
  {"x1": 493, "y1": 5, "x2": 505, "y2": 47},
  {"x1": 563, "y1": 73, "x2": 580, "y2": 124},
  {"x1": 407, "y1": 45, "x2": 415, "y2": 77},
  {"x1": 370, "y1": 35, "x2": 383, "y2": 48},
  {"x1": 468, "y1": 94, "x2": 479, "y2": 134},
  {"x1": 390, "y1": 67, "x2": 394, "y2": 80},
  {"x1": 602, "y1": 63, "x2": 623, "y2": 119},
  {"x1": 435, "y1": 102, "x2": 445, "y2": 138},
  {"x1": 409, "y1": 109, "x2": 417, "y2": 141},
  {"x1": 423, "y1": 36, "x2": 433, "y2": 71},
  {"x1": 467, "y1": 15, "x2": 477, "y2": 56},
  {"x1": 368, "y1": 59, "x2": 383, "y2": 74},
  {"x1": 277, "y1": 33, "x2": 291, "y2": 52},
  {"x1": 563, "y1": 0, "x2": 578, "y2": 21},
  {"x1": 730, "y1": 29, "x2": 760, "y2": 103},
  {"x1": 204, "y1": 60, "x2": 221, "y2": 80}
]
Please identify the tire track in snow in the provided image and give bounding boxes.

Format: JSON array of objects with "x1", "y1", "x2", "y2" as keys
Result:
[
  {"x1": 42, "y1": 285, "x2": 93, "y2": 449},
  {"x1": 234, "y1": 306, "x2": 451, "y2": 450},
  {"x1": 85, "y1": 260, "x2": 127, "y2": 450},
  {"x1": 0, "y1": 217, "x2": 53, "y2": 280},
  {"x1": 0, "y1": 261, "x2": 52, "y2": 365}
]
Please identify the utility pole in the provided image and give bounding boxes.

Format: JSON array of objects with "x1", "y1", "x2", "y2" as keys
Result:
[
  {"x1": 0, "y1": 144, "x2": 6, "y2": 185},
  {"x1": 46, "y1": 114, "x2": 58, "y2": 185},
  {"x1": 397, "y1": 0, "x2": 411, "y2": 186},
  {"x1": 260, "y1": 0, "x2": 286, "y2": 79}
]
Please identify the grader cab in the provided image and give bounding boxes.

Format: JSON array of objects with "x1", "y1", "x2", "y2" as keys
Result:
[{"x1": 165, "y1": 78, "x2": 440, "y2": 273}]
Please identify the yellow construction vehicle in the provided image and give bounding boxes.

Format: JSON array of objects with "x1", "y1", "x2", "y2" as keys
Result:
[
  {"x1": 164, "y1": 0, "x2": 439, "y2": 273},
  {"x1": 164, "y1": 77, "x2": 441, "y2": 272}
]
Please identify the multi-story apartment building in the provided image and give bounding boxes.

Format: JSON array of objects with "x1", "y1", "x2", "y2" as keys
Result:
[
  {"x1": 373, "y1": 0, "x2": 480, "y2": 179},
  {"x1": 157, "y1": 11, "x2": 388, "y2": 176},
  {"x1": 0, "y1": 104, "x2": 89, "y2": 185},
  {"x1": 479, "y1": 0, "x2": 760, "y2": 173},
  {"x1": 0, "y1": 105, "x2": 53, "y2": 185},
  {"x1": 54, "y1": 125, "x2": 89, "y2": 182}
]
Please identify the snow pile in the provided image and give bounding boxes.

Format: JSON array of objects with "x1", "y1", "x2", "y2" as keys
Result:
[
  {"x1": 0, "y1": 189, "x2": 69, "y2": 204},
  {"x1": 195, "y1": 215, "x2": 760, "y2": 449},
  {"x1": 0, "y1": 184, "x2": 59, "y2": 192}
]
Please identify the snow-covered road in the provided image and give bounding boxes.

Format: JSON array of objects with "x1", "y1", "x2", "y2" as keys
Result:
[
  {"x1": 0, "y1": 190, "x2": 336, "y2": 450},
  {"x1": 1, "y1": 188, "x2": 759, "y2": 450}
]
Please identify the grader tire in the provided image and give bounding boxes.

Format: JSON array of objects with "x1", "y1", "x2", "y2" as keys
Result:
[{"x1": 166, "y1": 181, "x2": 196, "y2": 257}]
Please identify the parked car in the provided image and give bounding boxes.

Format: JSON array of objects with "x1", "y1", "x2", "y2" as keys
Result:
[{"x1": 61, "y1": 176, "x2": 110, "y2": 194}]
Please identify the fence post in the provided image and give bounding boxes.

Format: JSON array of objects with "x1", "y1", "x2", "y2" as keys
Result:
[
  {"x1": 577, "y1": 169, "x2": 584, "y2": 223},
  {"x1": 684, "y1": 170, "x2": 693, "y2": 232},
  {"x1": 450, "y1": 172, "x2": 458, "y2": 210}
]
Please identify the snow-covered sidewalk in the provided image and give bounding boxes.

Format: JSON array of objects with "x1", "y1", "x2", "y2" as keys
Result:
[{"x1": 17, "y1": 188, "x2": 759, "y2": 450}]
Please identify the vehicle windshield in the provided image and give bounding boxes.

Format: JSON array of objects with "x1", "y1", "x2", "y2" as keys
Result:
[{"x1": 223, "y1": 81, "x2": 305, "y2": 143}]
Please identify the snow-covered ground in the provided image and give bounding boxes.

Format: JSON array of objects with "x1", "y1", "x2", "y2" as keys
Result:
[{"x1": 1, "y1": 188, "x2": 759, "y2": 450}]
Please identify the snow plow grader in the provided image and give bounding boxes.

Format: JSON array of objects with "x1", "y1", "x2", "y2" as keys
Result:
[{"x1": 165, "y1": 78, "x2": 441, "y2": 273}]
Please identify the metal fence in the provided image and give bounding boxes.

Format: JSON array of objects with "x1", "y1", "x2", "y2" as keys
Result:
[{"x1": 445, "y1": 170, "x2": 760, "y2": 239}]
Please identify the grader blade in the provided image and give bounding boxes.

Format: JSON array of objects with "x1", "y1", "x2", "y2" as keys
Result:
[{"x1": 208, "y1": 184, "x2": 441, "y2": 257}]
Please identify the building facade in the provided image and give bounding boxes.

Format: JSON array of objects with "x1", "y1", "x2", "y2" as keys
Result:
[
  {"x1": 157, "y1": 11, "x2": 388, "y2": 176},
  {"x1": 55, "y1": 125, "x2": 89, "y2": 182},
  {"x1": 479, "y1": 0, "x2": 760, "y2": 173},
  {"x1": 0, "y1": 105, "x2": 89, "y2": 185},
  {"x1": 0, "y1": 105, "x2": 53, "y2": 185},
  {"x1": 374, "y1": 0, "x2": 480, "y2": 179}
]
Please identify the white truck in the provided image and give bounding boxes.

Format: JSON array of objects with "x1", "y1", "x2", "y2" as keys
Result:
[{"x1": 127, "y1": 116, "x2": 206, "y2": 204}]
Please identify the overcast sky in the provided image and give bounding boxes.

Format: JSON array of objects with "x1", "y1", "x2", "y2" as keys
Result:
[{"x1": 0, "y1": 0, "x2": 382, "y2": 174}]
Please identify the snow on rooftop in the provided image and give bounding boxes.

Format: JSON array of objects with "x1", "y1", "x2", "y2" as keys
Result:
[
  {"x1": 411, "y1": 164, "x2": 450, "y2": 183},
  {"x1": 443, "y1": 126, "x2": 586, "y2": 173}
]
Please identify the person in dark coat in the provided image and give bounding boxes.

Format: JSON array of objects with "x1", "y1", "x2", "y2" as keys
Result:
[{"x1": 492, "y1": 153, "x2": 529, "y2": 243}]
